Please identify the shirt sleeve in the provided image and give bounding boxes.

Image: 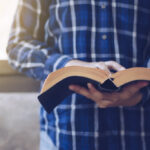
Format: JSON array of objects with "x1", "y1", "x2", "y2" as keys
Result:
[{"x1": 6, "y1": 0, "x2": 73, "y2": 81}]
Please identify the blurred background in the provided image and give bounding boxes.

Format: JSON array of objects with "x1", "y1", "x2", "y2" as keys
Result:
[{"x1": 0, "y1": 0, "x2": 41, "y2": 149}]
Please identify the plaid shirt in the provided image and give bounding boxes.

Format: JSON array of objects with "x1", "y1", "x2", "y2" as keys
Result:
[{"x1": 7, "y1": 0, "x2": 150, "y2": 149}]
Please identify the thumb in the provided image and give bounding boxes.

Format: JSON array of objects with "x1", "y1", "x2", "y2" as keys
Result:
[{"x1": 105, "y1": 61, "x2": 125, "y2": 72}]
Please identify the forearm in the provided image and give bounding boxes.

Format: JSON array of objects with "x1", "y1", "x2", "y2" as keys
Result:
[{"x1": 7, "y1": 39, "x2": 72, "y2": 81}]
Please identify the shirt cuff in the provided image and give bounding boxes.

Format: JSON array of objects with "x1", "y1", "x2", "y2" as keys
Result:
[{"x1": 44, "y1": 53, "x2": 73, "y2": 73}]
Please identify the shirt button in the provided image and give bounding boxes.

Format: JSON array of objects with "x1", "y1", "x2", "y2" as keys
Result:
[
  {"x1": 102, "y1": 34, "x2": 107, "y2": 40},
  {"x1": 101, "y1": 3, "x2": 106, "y2": 9}
]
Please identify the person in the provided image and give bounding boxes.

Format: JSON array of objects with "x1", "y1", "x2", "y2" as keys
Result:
[{"x1": 6, "y1": 0, "x2": 150, "y2": 149}]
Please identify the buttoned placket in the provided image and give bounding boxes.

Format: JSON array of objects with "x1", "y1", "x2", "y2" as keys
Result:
[{"x1": 101, "y1": 3, "x2": 107, "y2": 40}]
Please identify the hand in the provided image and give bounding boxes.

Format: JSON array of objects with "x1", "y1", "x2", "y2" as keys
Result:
[
  {"x1": 66, "y1": 60, "x2": 147, "y2": 108},
  {"x1": 65, "y1": 60, "x2": 125, "y2": 74},
  {"x1": 69, "y1": 81, "x2": 149, "y2": 108}
]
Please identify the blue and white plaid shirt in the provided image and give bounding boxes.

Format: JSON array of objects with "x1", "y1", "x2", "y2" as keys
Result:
[{"x1": 7, "y1": 0, "x2": 150, "y2": 149}]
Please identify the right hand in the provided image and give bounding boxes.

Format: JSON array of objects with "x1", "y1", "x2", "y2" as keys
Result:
[
  {"x1": 66, "y1": 60, "x2": 148, "y2": 108},
  {"x1": 69, "y1": 81, "x2": 148, "y2": 108}
]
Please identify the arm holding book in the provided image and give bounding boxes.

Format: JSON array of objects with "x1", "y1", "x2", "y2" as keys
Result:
[
  {"x1": 6, "y1": 0, "x2": 150, "y2": 108},
  {"x1": 66, "y1": 59, "x2": 150, "y2": 107},
  {"x1": 69, "y1": 80, "x2": 148, "y2": 108}
]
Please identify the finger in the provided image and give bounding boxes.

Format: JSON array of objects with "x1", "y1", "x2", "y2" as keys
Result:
[
  {"x1": 87, "y1": 83, "x2": 99, "y2": 93},
  {"x1": 105, "y1": 61, "x2": 126, "y2": 72},
  {"x1": 87, "y1": 83, "x2": 120, "y2": 103},
  {"x1": 97, "y1": 99, "x2": 120, "y2": 108},
  {"x1": 98, "y1": 100, "x2": 113, "y2": 108},
  {"x1": 94, "y1": 62, "x2": 111, "y2": 74},
  {"x1": 87, "y1": 83, "x2": 105, "y2": 102},
  {"x1": 117, "y1": 92, "x2": 142, "y2": 107},
  {"x1": 127, "y1": 92, "x2": 142, "y2": 106},
  {"x1": 87, "y1": 83, "x2": 112, "y2": 103},
  {"x1": 69, "y1": 84, "x2": 120, "y2": 108},
  {"x1": 123, "y1": 81, "x2": 148, "y2": 94},
  {"x1": 69, "y1": 85, "x2": 91, "y2": 98},
  {"x1": 120, "y1": 81, "x2": 148, "y2": 100}
]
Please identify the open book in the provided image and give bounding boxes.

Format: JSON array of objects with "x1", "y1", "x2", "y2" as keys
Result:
[{"x1": 38, "y1": 66, "x2": 150, "y2": 113}]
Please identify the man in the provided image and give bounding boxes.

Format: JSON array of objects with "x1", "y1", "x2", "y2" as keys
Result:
[{"x1": 7, "y1": 0, "x2": 150, "y2": 149}]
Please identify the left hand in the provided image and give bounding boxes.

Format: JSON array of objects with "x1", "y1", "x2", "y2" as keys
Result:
[{"x1": 69, "y1": 81, "x2": 149, "y2": 108}]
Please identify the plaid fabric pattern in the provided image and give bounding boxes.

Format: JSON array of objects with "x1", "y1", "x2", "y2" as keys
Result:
[{"x1": 7, "y1": 0, "x2": 150, "y2": 149}]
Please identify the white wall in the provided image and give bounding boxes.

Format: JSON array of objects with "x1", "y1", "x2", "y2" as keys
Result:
[{"x1": 0, "y1": 93, "x2": 40, "y2": 150}]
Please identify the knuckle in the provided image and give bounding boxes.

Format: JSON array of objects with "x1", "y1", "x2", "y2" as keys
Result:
[
  {"x1": 113, "y1": 93, "x2": 120, "y2": 100},
  {"x1": 106, "y1": 60, "x2": 113, "y2": 64},
  {"x1": 75, "y1": 87, "x2": 82, "y2": 93},
  {"x1": 92, "y1": 92, "x2": 103, "y2": 100},
  {"x1": 99, "y1": 94, "x2": 104, "y2": 99},
  {"x1": 112, "y1": 98, "x2": 118, "y2": 103},
  {"x1": 121, "y1": 93, "x2": 129, "y2": 100},
  {"x1": 98, "y1": 104, "x2": 107, "y2": 108},
  {"x1": 83, "y1": 92, "x2": 91, "y2": 98},
  {"x1": 98, "y1": 101, "x2": 110, "y2": 108},
  {"x1": 121, "y1": 90, "x2": 132, "y2": 100},
  {"x1": 126, "y1": 90, "x2": 133, "y2": 97},
  {"x1": 86, "y1": 93, "x2": 92, "y2": 99},
  {"x1": 109, "y1": 60, "x2": 115, "y2": 64},
  {"x1": 99, "y1": 62, "x2": 106, "y2": 67},
  {"x1": 99, "y1": 61, "x2": 104, "y2": 65}
]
